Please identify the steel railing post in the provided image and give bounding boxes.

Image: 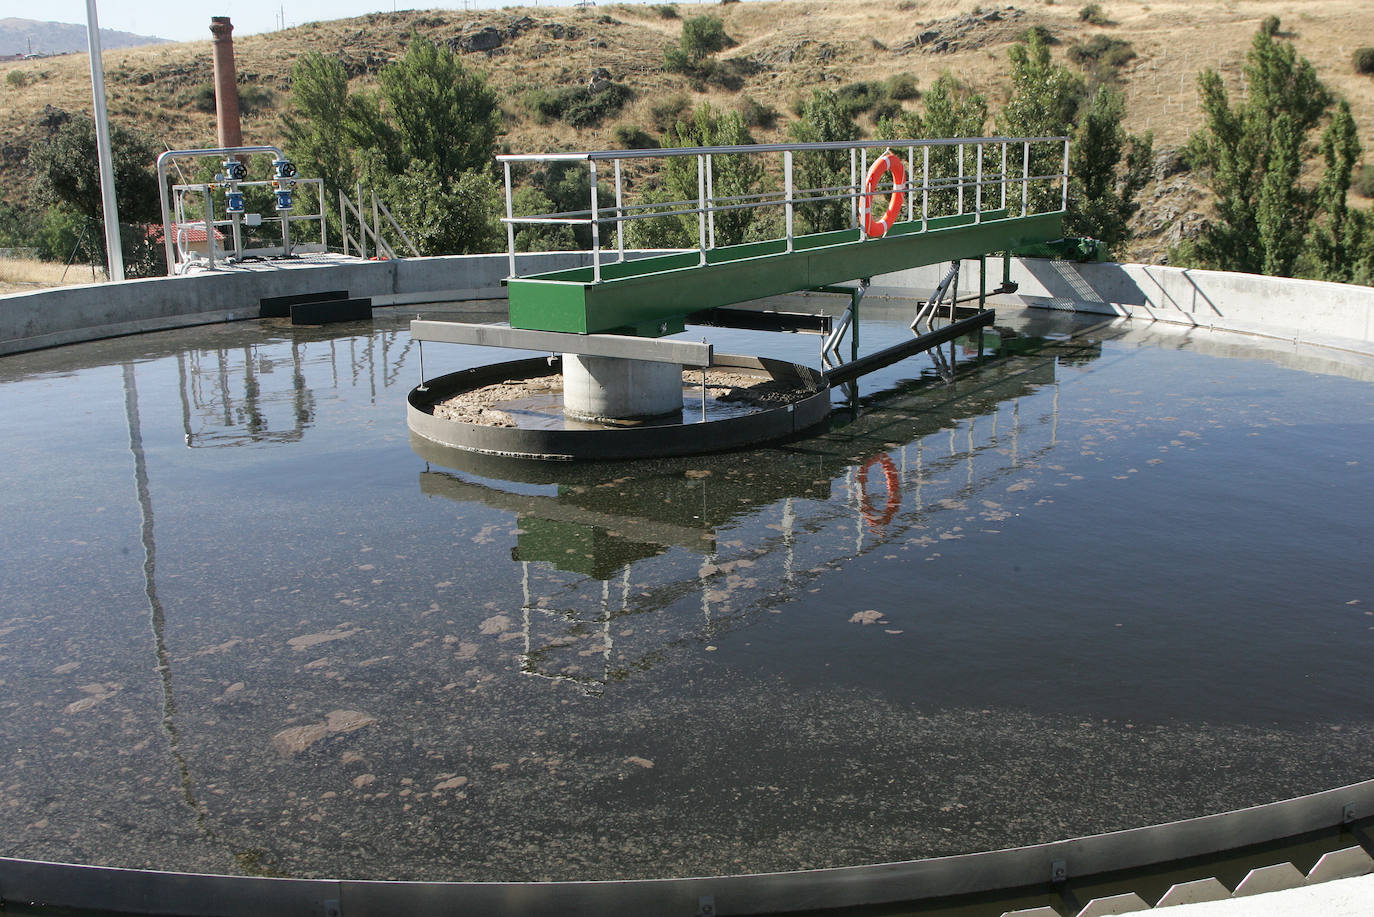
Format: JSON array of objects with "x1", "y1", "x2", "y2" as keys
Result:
[
  {"x1": 850, "y1": 148, "x2": 858, "y2": 229},
  {"x1": 371, "y1": 191, "x2": 381, "y2": 254},
  {"x1": 975, "y1": 143, "x2": 983, "y2": 223},
  {"x1": 356, "y1": 182, "x2": 367, "y2": 259},
  {"x1": 614, "y1": 158, "x2": 625, "y2": 262},
  {"x1": 697, "y1": 155, "x2": 707, "y2": 266},
  {"x1": 1061, "y1": 138, "x2": 1070, "y2": 213},
  {"x1": 201, "y1": 186, "x2": 215, "y2": 270},
  {"x1": 906, "y1": 146, "x2": 915, "y2": 223},
  {"x1": 1000, "y1": 142, "x2": 1008, "y2": 212},
  {"x1": 922, "y1": 145, "x2": 929, "y2": 232},
  {"x1": 589, "y1": 159, "x2": 601, "y2": 282},
  {"x1": 504, "y1": 161, "x2": 516, "y2": 278},
  {"x1": 708, "y1": 154, "x2": 720, "y2": 249},
  {"x1": 339, "y1": 189, "x2": 347, "y2": 257},
  {"x1": 1022, "y1": 142, "x2": 1030, "y2": 216},
  {"x1": 784, "y1": 150, "x2": 794, "y2": 253},
  {"x1": 957, "y1": 143, "x2": 965, "y2": 215},
  {"x1": 859, "y1": 147, "x2": 869, "y2": 239}
]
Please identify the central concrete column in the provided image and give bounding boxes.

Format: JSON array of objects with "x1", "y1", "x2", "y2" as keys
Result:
[{"x1": 562, "y1": 354, "x2": 682, "y2": 423}]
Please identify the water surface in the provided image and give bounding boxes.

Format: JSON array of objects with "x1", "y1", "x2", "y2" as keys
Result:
[{"x1": 1, "y1": 305, "x2": 1371, "y2": 881}]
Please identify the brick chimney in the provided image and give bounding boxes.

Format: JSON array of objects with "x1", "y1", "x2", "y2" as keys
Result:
[{"x1": 209, "y1": 17, "x2": 242, "y2": 149}]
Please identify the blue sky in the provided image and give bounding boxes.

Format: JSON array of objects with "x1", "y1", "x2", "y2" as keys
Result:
[{"x1": 43, "y1": 1, "x2": 719, "y2": 45}]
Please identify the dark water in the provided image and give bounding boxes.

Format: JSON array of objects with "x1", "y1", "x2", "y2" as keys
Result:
[{"x1": 0, "y1": 304, "x2": 1371, "y2": 882}]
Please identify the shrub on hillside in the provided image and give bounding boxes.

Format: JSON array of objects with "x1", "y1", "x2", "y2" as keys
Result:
[
  {"x1": 1019, "y1": 25, "x2": 1057, "y2": 46},
  {"x1": 681, "y1": 14, "x2": 729, "y2": 62},
  {"x1": 737, "y1": 95, "x2": 777, "y2": 128},
  {"x1": 526, "y1": 82, "x2": 632, "y2": 129},
  {"x1": 1068, "y1": 35, "x2": 1137, "y2": 85},
  {"x1": 1078, "y1": 3, "x2": 1111, "y2": 26},
  {"x1": 649, "y1": 94, "x2": 692, "y2": 132},
  {"x1": 885, "y1": 72, "x2": 921, "y2": 101},
  {"x1": 1259, "y1": 14, "x2": 1281, "y2": 37},
  {"x1": 612, "y1": 125, "x2": 658, "y2": 149},
  {"x1": 836, "y1": 80, "x2": 883, "y2": 118},
  {"x1": 653, "y1": 4, "x2": 678, "y2": 18},
  {"x1": 1354, "y1": 47, "x2": 1374, "y2": 75}
]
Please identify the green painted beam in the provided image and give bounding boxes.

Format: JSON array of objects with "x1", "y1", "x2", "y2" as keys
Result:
[{"x1": 508, "y1": 211, "x2": 1062, "y2": 336}]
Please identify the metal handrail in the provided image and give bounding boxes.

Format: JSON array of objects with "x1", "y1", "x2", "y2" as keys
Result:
[
  {"x1": 495, "y1": 135, "x2": 1071, "y2": 163},
  {"x1": 338, "y1": 190, "x2": 421, "y2": 260},
  {"x1": 500, "y1": 137, "x2": 1071, "y2": 283}
]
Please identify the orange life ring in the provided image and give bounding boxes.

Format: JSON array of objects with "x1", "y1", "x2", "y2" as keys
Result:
[
  {"x1": 857, "y1": 452, "x2": 901, "y2": 529},
  {"x1": 860, "y1": 150, "x2": 907, "y2": 239}
]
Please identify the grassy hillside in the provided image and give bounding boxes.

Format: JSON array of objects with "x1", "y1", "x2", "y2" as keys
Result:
[{"x1": 2, "y1": 0, "x2": 1371, "y2": 264}]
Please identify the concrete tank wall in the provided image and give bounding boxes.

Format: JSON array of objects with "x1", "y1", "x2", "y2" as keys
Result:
[
  {"x1": 0, "y1": 253, "x2": 592, "y2": 357},
  {"x1": 4, "y1": 252, "x2": 1374, "y2": 357},
  {"x1": 869, "y1": 259, "x2": 1374, "y2": 353}
]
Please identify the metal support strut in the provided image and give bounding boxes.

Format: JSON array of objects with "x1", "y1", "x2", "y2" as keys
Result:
[
  {"x1": 821, "y1": 279, "x2": 870, "y2": 368},
  {"x1": 913, "y1": 260, "x2": 961, "y2": 334}
]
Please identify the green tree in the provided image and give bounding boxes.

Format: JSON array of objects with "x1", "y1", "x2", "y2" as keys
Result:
[
  {"x1": 381, "y1": 161, "x2": 501, "y2": 255},
  {"x1": 1177, "y1": 23, "x2": 1339, "y2": 276},
  {"x1": 32, "y1": 210, "x2": 88, "y2": 264},
  {"x1": 877, "y1": 73, "x2": 989, "y2": 217},
  {"x1": 0, "y1": 201, "x2": 40, "y2": 251},
  {"x1": 511, "y1": 186, "x2": 576, "y2": 252},
  {"x1": 680, "y1": 15, "x2": 728, "y2": 63},
  {"x1": 280, "y1": 39, "x2": 504, "y2": 255},
  {"x1": 996, "y1": 30, "x2": 1085, "y2": 215},
  {"x1": 377, "y1": 38, "x2": 501, "y2": 189},
  {"x1": 788, "y1": 89, "x2": 861, "y2": 233},
  {"x1": 1301, "y1": 101, "x2": 1373, "y2": 283},
  {"x1": 1067, "y1": 86, "x2": 1152, "y2": 251},
  {"x1": 629, "y1": 102, "x2": 768, "y2": 249},
  {"x1": 283, "y1": 53, "x2": 360, "y2": 202},
  {"x1": 29, "y1": 112, "x2": 160, "y2": 227},
  {"x1": 877, "y1": 72, "x2": 988, "y2": 140},
  {"x1": 27, "y1": 110, "x2": 162, "y2": 272},
  {"x1": 519, "y1": 161, "x2": 614, "y2": 251}
]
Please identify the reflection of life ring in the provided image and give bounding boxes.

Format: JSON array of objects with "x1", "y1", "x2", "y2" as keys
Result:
[
  {"x1": 861, "y1": 150, "x2": 907, "y2": 238},
  {"x1": 858, "y1": 453, "x2": 901, "y2": 529}
]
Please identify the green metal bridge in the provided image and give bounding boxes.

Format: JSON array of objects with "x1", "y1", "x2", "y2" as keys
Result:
[{"x1": 495, "y1": 137, "x2": 1069, "y2": 340}]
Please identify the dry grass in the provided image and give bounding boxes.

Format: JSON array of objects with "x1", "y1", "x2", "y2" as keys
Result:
[
  {"x1": 1, "y1": 0, "x2": 1372, "y2": 264},
  {"x1": 0, "y1": 257, "x2": 106, "y2": 294},
  {"x1": 3, "y1": 1, "x2": 1371, "y2": 156}
]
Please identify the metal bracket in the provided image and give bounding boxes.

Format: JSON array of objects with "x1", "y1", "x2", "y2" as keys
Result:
[
  {"x1": 697, "y1": 894, "x2": 717, "y2": 916},
  {"x1": 821, "y1": 278, "x2": 869, "y2": 366},
  {"x1": 322, "y1": 898, "x2": 342, "y2": 917},
  {"x1": 1344, "y1": 803, "x2": 1358, "y2": 824},
  {"x1": 912, "y1": 260, "x2": 961, "y2": 334},
  {"x1": 1051, "y1": 859, "x2": 1068, "y2": 883}
]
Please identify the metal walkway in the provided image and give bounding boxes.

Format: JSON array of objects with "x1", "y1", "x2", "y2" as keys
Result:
[{"x1": 497, "y1": 136, "x2": 1069, "y2": 341}]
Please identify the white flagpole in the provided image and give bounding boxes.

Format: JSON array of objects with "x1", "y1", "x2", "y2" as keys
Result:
[{"x1": 85, "y1": 0, "x2": 125, "y2": 281}]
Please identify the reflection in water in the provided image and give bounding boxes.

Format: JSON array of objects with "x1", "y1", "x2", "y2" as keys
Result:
[
  {"x1": 110, "y1": 323, "x2": 422, "y2": 873},
  {"x1": 415, "y1": 328, "x2": 1100, "y2": 694},
  {"x1": 173, "y1": 328, "x2": 413, "y2": 447},
  {"x1": 122, "y1": 362, "x2": 197, "y2": 816}
]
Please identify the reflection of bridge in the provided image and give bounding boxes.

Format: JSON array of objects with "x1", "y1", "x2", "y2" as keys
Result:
[{"x1": 417, "y1": 321, "x2": 1105, "y2": 693}]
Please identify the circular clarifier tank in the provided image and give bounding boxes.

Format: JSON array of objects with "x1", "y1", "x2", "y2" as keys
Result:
[
  {"x1": 407, "y1": 351, "x2": 830, "y2": 460},
  {"x1": 0, "y1": 303, "x2": 1371, "y2": 903}
]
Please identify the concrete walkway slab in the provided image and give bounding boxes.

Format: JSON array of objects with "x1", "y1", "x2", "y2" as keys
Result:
[{"x1": 1164, "y1": 873, "x2": 1374, "y2": 915}]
